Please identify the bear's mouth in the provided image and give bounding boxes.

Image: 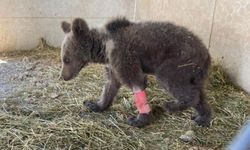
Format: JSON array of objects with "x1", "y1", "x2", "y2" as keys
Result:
[
  {"x1": 61, "y1": 60, "x2": 87, "y2": 81},
  {"x1": 71, "y1": 61, "x2": 88, "y2": 79},
  {"x1": 80, "y1": 59, "x2": 88, "y2": 69}
]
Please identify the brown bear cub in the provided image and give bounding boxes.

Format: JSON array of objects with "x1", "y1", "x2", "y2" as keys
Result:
[{"x1": 60, "y1": 17, "x2": 212, "y2": 127}]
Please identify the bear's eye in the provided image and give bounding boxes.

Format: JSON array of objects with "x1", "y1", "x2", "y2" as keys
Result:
[{"x1": 63, "y1": 58, "x2": 70, "y2": 64}]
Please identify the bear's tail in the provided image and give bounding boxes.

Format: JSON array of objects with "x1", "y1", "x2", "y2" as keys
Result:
[{"x1": 203, "y1": 54, "x2": 211, "y2": 78}]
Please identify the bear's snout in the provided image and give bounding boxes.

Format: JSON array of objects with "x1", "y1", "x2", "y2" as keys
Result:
[
  {"x1": 60, "y1": 72, "x2": 74, "y2": 81},
  {"x1": 60, "y1": 67, "x2": 75, "y2": 81}
]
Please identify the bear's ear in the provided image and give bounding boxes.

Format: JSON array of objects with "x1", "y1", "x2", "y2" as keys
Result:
[
  {"x1": 72, "y1": 18, "x2": 89, "y2": 38},
  {"x1": 61, "y1": 21, "x2": 71, "y2": 33}
]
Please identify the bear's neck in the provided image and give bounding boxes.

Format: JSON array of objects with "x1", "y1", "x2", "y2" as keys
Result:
[{"x1": 89, "y1": 29, "x2": 108, "y2": 64}]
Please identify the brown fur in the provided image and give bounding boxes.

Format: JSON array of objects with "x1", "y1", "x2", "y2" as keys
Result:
[{"x1": 60, "y1": 17, "x2": 212, "y2": 127}]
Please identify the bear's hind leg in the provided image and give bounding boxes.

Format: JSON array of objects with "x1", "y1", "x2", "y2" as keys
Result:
[
  {"x1": 155, "y1": 64, "x2": 211, "y2": 126},
  {"x1": 164, "y1": 85, "x2": 200, "y2": 112},
  {"x1": 191, "y1": 90, "x2": 212, "y2": 127}
]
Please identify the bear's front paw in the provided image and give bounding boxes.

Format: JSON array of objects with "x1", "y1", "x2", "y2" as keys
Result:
[
  {"x1": 127, "y1": 113, "x2": 151, "y2": 128},
  {"x1": 84, "y1": 101, "x2": 103, "y2": 112}
]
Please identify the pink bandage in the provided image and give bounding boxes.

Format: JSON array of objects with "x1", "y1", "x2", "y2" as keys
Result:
[{"x1": 134, "y1": 90, "x2": 151, "y2": 114}]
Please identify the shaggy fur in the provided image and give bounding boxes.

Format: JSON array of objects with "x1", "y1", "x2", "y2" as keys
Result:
[{"x1": 60, "y1": 17, "x2": 212, "y2": 127}]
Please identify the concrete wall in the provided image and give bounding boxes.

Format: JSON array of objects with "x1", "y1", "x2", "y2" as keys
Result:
[
  {"x1": 210, "y1": 0, "x2": 250, "y2": 93},
  {"x1": 0, "y1": 0, "x2": 250, "y2": 93},
  {"x1": 0, "y1": 0, "x2": 135, "y2": 51},
  {"x1": 135, "y1": 0, "x2": 216, "y2": 48}
]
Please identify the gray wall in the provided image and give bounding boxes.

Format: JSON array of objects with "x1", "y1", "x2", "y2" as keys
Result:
[
  {"x1": 0, "y1": 0, "x2": 250, "y2": 93},
  {"x1": 0, "y1": 0, "x2": 135, "y2": 51}
]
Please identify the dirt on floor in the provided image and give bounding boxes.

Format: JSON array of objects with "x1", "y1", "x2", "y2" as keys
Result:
[
  {"x1": 0, "y1": 40, "x2": 250, "y2": 150},
  {"x1": 0, "y1": 58, "x2": 38, "y2": 100}
]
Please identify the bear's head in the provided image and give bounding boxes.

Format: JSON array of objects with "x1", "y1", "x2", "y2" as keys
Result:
[{"x1": 60, "y1": 18, "x2": 92, "y2": 81}]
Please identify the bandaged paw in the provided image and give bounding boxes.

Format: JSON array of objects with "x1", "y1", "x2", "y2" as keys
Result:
[{"x1": 134, "y1": 90, "x2": 151, "y2": 114}]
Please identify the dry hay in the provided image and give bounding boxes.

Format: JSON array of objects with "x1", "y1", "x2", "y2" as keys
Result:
[{"x1": 0, "y1": 39, "x2": 249, "y2": 150}]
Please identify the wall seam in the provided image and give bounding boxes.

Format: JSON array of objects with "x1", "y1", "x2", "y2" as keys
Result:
[
  {"x1": 208, "y1": 0, "x2": 218, "y2": 50},
  {"x1": 133, "y1": 0, "x2": 137, "y2": 21}
]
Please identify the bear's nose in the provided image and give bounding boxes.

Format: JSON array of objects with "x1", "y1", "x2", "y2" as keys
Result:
[{"x1": 62, "y1": 75, "x2": 72, "y2": 81}]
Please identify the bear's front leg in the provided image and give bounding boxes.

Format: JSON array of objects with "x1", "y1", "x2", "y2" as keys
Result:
[
  {"x1": 127, "y1": 89, "x2": 151, "y2": 127},
  {"x1": 115, "y1": 65, "x2": 152, "y2": 127},
  {"x1": 84, "y1": 67, "x2": 121, "y2": 112}
]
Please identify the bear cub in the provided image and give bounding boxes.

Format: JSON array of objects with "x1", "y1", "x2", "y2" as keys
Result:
[{"x1": 60, "y1": 17, "x2": 212, "y2": 127}]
